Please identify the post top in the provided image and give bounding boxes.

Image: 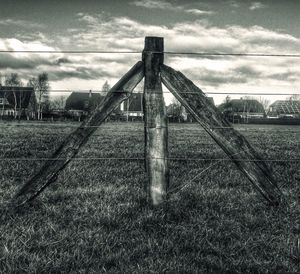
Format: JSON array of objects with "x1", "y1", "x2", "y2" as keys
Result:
[
  {"x1": 145, "y1": 36, "x2": 163, "y2": 39},
  {"x1": 144, "y1": 36, "x2": 164, "y2": 52}
]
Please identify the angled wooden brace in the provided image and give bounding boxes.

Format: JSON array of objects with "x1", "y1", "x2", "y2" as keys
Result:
[
  {"x1": 161, "y1": 64, "x2": 283, "y2": 206},
  {"x1": 13, "y1": 61, "x2": 144, "y2": 206}
]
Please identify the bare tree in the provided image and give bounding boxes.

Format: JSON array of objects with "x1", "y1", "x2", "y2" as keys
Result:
[
  {"x1": 102, "y1": 80, "x2": 111, "y2": 94},
  {"x1": 4, "y1": 73, "x2": 23, "y2": 119},
  {"x1": 27, "y1": 73, "x2": 50, "y2": 120},
  {"x1": 167, "y1": 97, "x2": 183, "y2": 122},
  {"x1": 50, "y1": 95, "x2": 66, "y2": 110},
  {"x1": 1, "y1": 73, "x2": 5, "y2": 117},
  {"x1": 288, "y1": 94, "x2": 300, "y2": 101},
  {"x1": 258, "y1": 97, "x2": 270, "y2": 115},
  {"x1": 224, "y1": 95, "x2": 231, "y2": 104}
]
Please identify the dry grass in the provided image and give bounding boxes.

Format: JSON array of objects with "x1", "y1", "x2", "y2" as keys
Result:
[{"x1": 0, "y1": 121, "x2": 299, "y2": 273}]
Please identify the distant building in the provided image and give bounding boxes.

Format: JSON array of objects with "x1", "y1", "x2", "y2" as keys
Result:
[
  {"x1": 218, "y1": 98, "x2": 265, "y2": 123},
  {"x1": 65, "y1": 91, "x2": 104, "y2": 118},
  {"x1": 268, "y1": 100, "x2": 300, "y2": 118},
  {"x1": 0, "y1": 86, "x2": 36, "y2": 118},
  {"x1": 119, "y1": 93, "x2": 143, "y2": 120}
]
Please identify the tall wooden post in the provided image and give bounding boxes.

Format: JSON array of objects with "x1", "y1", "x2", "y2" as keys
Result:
[{"x1": 143, "y1": 37, "x2": 169, "y2": 205}]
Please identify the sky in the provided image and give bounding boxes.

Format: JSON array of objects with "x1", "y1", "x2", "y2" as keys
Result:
[{"x1": 0, "y1": 0, "x2": 300, "y2": 105}]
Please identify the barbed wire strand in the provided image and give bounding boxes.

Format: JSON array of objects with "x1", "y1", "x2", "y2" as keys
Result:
[
  {"x1": 165, "y1": 52, "x2": 300, "y2": 58},
  {"x1": 0, "y1": 122, "x2": 300, "y2": 135},
  {"x1": 0, "y1": 123, "x2": 299, "y2": 130},
  {"x1": 0, "y1": 50, "x2": 141, "y2": 54},
  {"x1": 0, "y1": 89, "x2": 299, "y2": 96},
  {"x1": 0, "y1": 157, "x2": 299, "y2": 162},
  {"x1": 0, "y1": 125, "x2": 299, "y2": 136},
  {"x1": 1, "y1": 50, "x2": 300, "y2": 57}
]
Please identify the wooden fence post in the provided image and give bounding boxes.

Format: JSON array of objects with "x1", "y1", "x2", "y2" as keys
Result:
[{"x1": 143, "y1": 37, "x2": 169, "y2": 206}]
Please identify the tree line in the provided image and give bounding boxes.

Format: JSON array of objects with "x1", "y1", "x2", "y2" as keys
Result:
[{"x1": 0, "y1": 72, "x2": 50, "y2": 120}]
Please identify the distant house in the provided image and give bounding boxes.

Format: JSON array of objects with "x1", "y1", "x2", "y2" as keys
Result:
[
  {"x1": 218, "y1": 98, "x2": 265, "y2": 123},
  {"x1": 268, "y1": 100, "x2": 300, "y2": 118},
  {"x1": 119, "y1": 93, "x2": 143, "y2": 120},
  {"x1": 0, "y1": 86, "x2": 36, "y2": 119},
  {"x1": 65, "y1": 91, "x2": 104, "y2": 118}
]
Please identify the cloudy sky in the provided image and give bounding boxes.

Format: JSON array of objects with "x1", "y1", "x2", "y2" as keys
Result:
[{"x1": 0, "y1": 0, "x2": 299, "y2": 104}]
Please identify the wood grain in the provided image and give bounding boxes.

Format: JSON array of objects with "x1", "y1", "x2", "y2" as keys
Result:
[{"x1": 143, "y1": 37, "x2": 169, "y2": 205}]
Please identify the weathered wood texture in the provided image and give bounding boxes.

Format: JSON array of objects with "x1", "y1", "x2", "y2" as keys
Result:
[
  {"x1": 143, "y1": 37, "x2": 169, "y2": 205},
  {"x1": 161, "y1": 64, "x2": 283, "y2": 206},
  {"x1": 14, "y1": 61, "x2": 144, "y2": 206}
]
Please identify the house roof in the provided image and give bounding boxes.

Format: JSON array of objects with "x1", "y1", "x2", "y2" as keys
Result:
[
  {"x1": 65, "y1": 92, "x2": 104, "y2": 111},
  {"x1": 0, "y1": 86, "x2": 34, "y2": 109},
  {"x1": 219, "y1": 99, "x2": 264, "y2": 113},
  {"x1": 268, "y1": 100, "x2": 300, "y2": 114},
  {"x1": 123, "y1": 93, "x2": 143, "y2": 112},
  {"x1": 122, "y1": 94, "x2": 213, "y2": 113}
]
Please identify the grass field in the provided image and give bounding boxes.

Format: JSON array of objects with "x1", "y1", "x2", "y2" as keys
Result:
[{"x1": 0, "y1": 121, "x2": 299, "y2": 273}]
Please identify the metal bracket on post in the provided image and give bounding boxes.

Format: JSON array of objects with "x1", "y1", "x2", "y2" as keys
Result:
[{"x1": 143, "y1": 37, "x2": 169, "y2": 206}]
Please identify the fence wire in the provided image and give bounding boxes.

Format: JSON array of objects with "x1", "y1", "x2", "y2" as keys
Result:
[
  {"x1": 1, "y1": 49, "x2": 299, "y2": 168},
  {"x1": 1, "y1": 50, "x2": 300, "y2": 58},
  {"x1": 0, "y1": 157, "x2": 299, "y2": 162},
  {"x1": 0, "y1": 89, "x2": 299, "y2": 96},
  {"x1": 1, "y1": 124, "x2": 300, "y2": 136}
]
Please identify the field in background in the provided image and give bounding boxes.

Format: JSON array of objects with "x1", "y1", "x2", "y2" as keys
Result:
[{"x1": 0, "y1": 122, "x2": 299, "y2": 273}]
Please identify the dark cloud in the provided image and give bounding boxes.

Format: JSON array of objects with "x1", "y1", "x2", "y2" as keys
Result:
[
  {"x1": 55, "y1": 57, "x2": 72, "y2": 65},
  {"x1": 182, "y1": 63, "x2": 267, "y2": 86},
  {"x1": 184, "y1": 68, "x2": 249, "y2": 86},
  {"x1": 233, "y1": 65, "x2": 262, "y2": 78},
  {"x1": 0, "y1": 19, "x2": 45, "y2": 29},
  {"x1": 183, "y1": 63, "x2": 300, "y2": 87},
  {"x1": 267, "y1": 71, "x2": 299, "y2": 82},
  {"x1": 0, "y1": 54, "x2": 52, "y2": 69},
  {"x1": 48, "y1": 66, "x2": 118, "y2": 81}
]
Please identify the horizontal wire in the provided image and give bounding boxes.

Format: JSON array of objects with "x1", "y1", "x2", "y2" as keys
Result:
[
  {"x1": 1, "y1": 50, "x2": 300, "y2": 58},
  {"x1": 0, "y1": 124, "x2": 299, "y2": 133},
  {"x1": 0, "y1": 50, "x2": 141, "y2": 54},
  {"x1": 194, "y1": 92, "x2": 300, "y2": 96},
  {"x1": 0, "y1": 128, "x2": 299, "y2": 136},
  {"x1": 0, "y1": 89, "x2": 298, "y2": 96},
  {"x1": 164, "y1": 52, "x2": 300, "y2": 58},
  {"x1": 0, "y1": 157, "x2": 299, "y2": 162}
]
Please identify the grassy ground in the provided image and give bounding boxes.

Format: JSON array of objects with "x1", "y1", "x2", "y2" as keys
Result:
[{"x1": 0, "y1": 121, "x2": 299, "y2": 273}]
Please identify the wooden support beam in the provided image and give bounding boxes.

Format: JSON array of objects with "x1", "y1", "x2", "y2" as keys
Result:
[
  {"x1": 161, "y1": 64, "x2": 283, "y2": 206},
  {"x1": 14, "y1": 61, "x2": 144, "y2": 206},
  {"x1": 143, "y1": 37, "x2": 169, "y2": 206}
]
